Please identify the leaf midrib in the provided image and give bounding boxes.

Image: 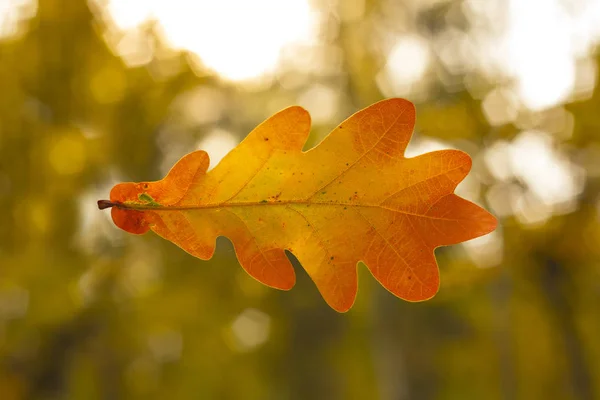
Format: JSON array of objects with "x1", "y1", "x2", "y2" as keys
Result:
[{"x1": 115, "y1": 198, "x2": 461, "y2": 222}]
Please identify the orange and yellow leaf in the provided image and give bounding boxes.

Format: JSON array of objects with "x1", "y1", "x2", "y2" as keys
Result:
[{"x1": 99, "y1": 99, "x2": 497, "y2": 312}]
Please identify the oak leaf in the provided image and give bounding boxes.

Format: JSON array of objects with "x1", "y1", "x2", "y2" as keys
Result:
[{"x1": 99, "y1": 99, "x2": 497, "y2": 312}]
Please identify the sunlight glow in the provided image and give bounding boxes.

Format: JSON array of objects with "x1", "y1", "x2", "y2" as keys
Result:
[
  {"x1": 297, "y1": 84, "x2": 339, "y2": 124},
  {"x1": 405, "y1": 136, "x2": 453, "y2": 158},
  {"x1": 481, "y1": 88, "x2": 519, "y2": 127},
  {"x1": 0, "y1": 0, "x2": 37, "y2": 39},
  {"x1": 465, "y1": 0, "x2": 600, "y2": 111},
  {"x1": 505, "y1": 0, "x2": 575, "y2": 110},
  {"x1": 462, "y1": 230, "x2": 504, "y2": 268},
  {"x1": 98, "y1": 0, "x2": 318, "y2": 82},
  {"x1": 483, "y1": 131, "x2": 586, "y2": 225},
  {"x1": 105, "y1": 0, "x2": 152, "y2": 30},
  {"x1": 195, "y1": 128, "x2": 238, "y2": 170},
  {"x1": 484, "y1": 131, "x2": 585, "y2": 225},
  {"x1": 508, "y1": 130, "x2": 584, "y2": 208},
  {"x1": 379, "y1": 35, "x2": 431, "y2": 96}
]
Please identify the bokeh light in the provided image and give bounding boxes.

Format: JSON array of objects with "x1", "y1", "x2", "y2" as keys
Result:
[
  {"x1": 93, "y1": 0, "x2": 319, "y2": 82},
  {"x1": 0, "y1": 0, "x2": 37, "y2": 39}
]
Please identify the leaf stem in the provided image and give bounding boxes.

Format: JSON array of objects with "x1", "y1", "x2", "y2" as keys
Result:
[{"x1": 97, "y1": 200, "x2": 118, "y2": 210}]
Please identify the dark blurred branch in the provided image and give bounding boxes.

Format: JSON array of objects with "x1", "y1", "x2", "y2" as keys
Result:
[{"x1": 538, "y1": 255, "x2": 593, "y2": 400}]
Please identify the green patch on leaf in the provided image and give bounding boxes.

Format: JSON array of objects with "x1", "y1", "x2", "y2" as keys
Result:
[{"x1": 138, "y1": 193, "x2": 162, "y2": 207}]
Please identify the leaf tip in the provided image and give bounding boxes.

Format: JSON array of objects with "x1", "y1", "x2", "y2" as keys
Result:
[{"x1": 485, "y1": 212, "x2": 499, "y2": 233}]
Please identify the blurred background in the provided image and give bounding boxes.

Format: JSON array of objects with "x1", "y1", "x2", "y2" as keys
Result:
[{"x1": 1, "y1": 0, "x2": 600, "y2": 399}]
